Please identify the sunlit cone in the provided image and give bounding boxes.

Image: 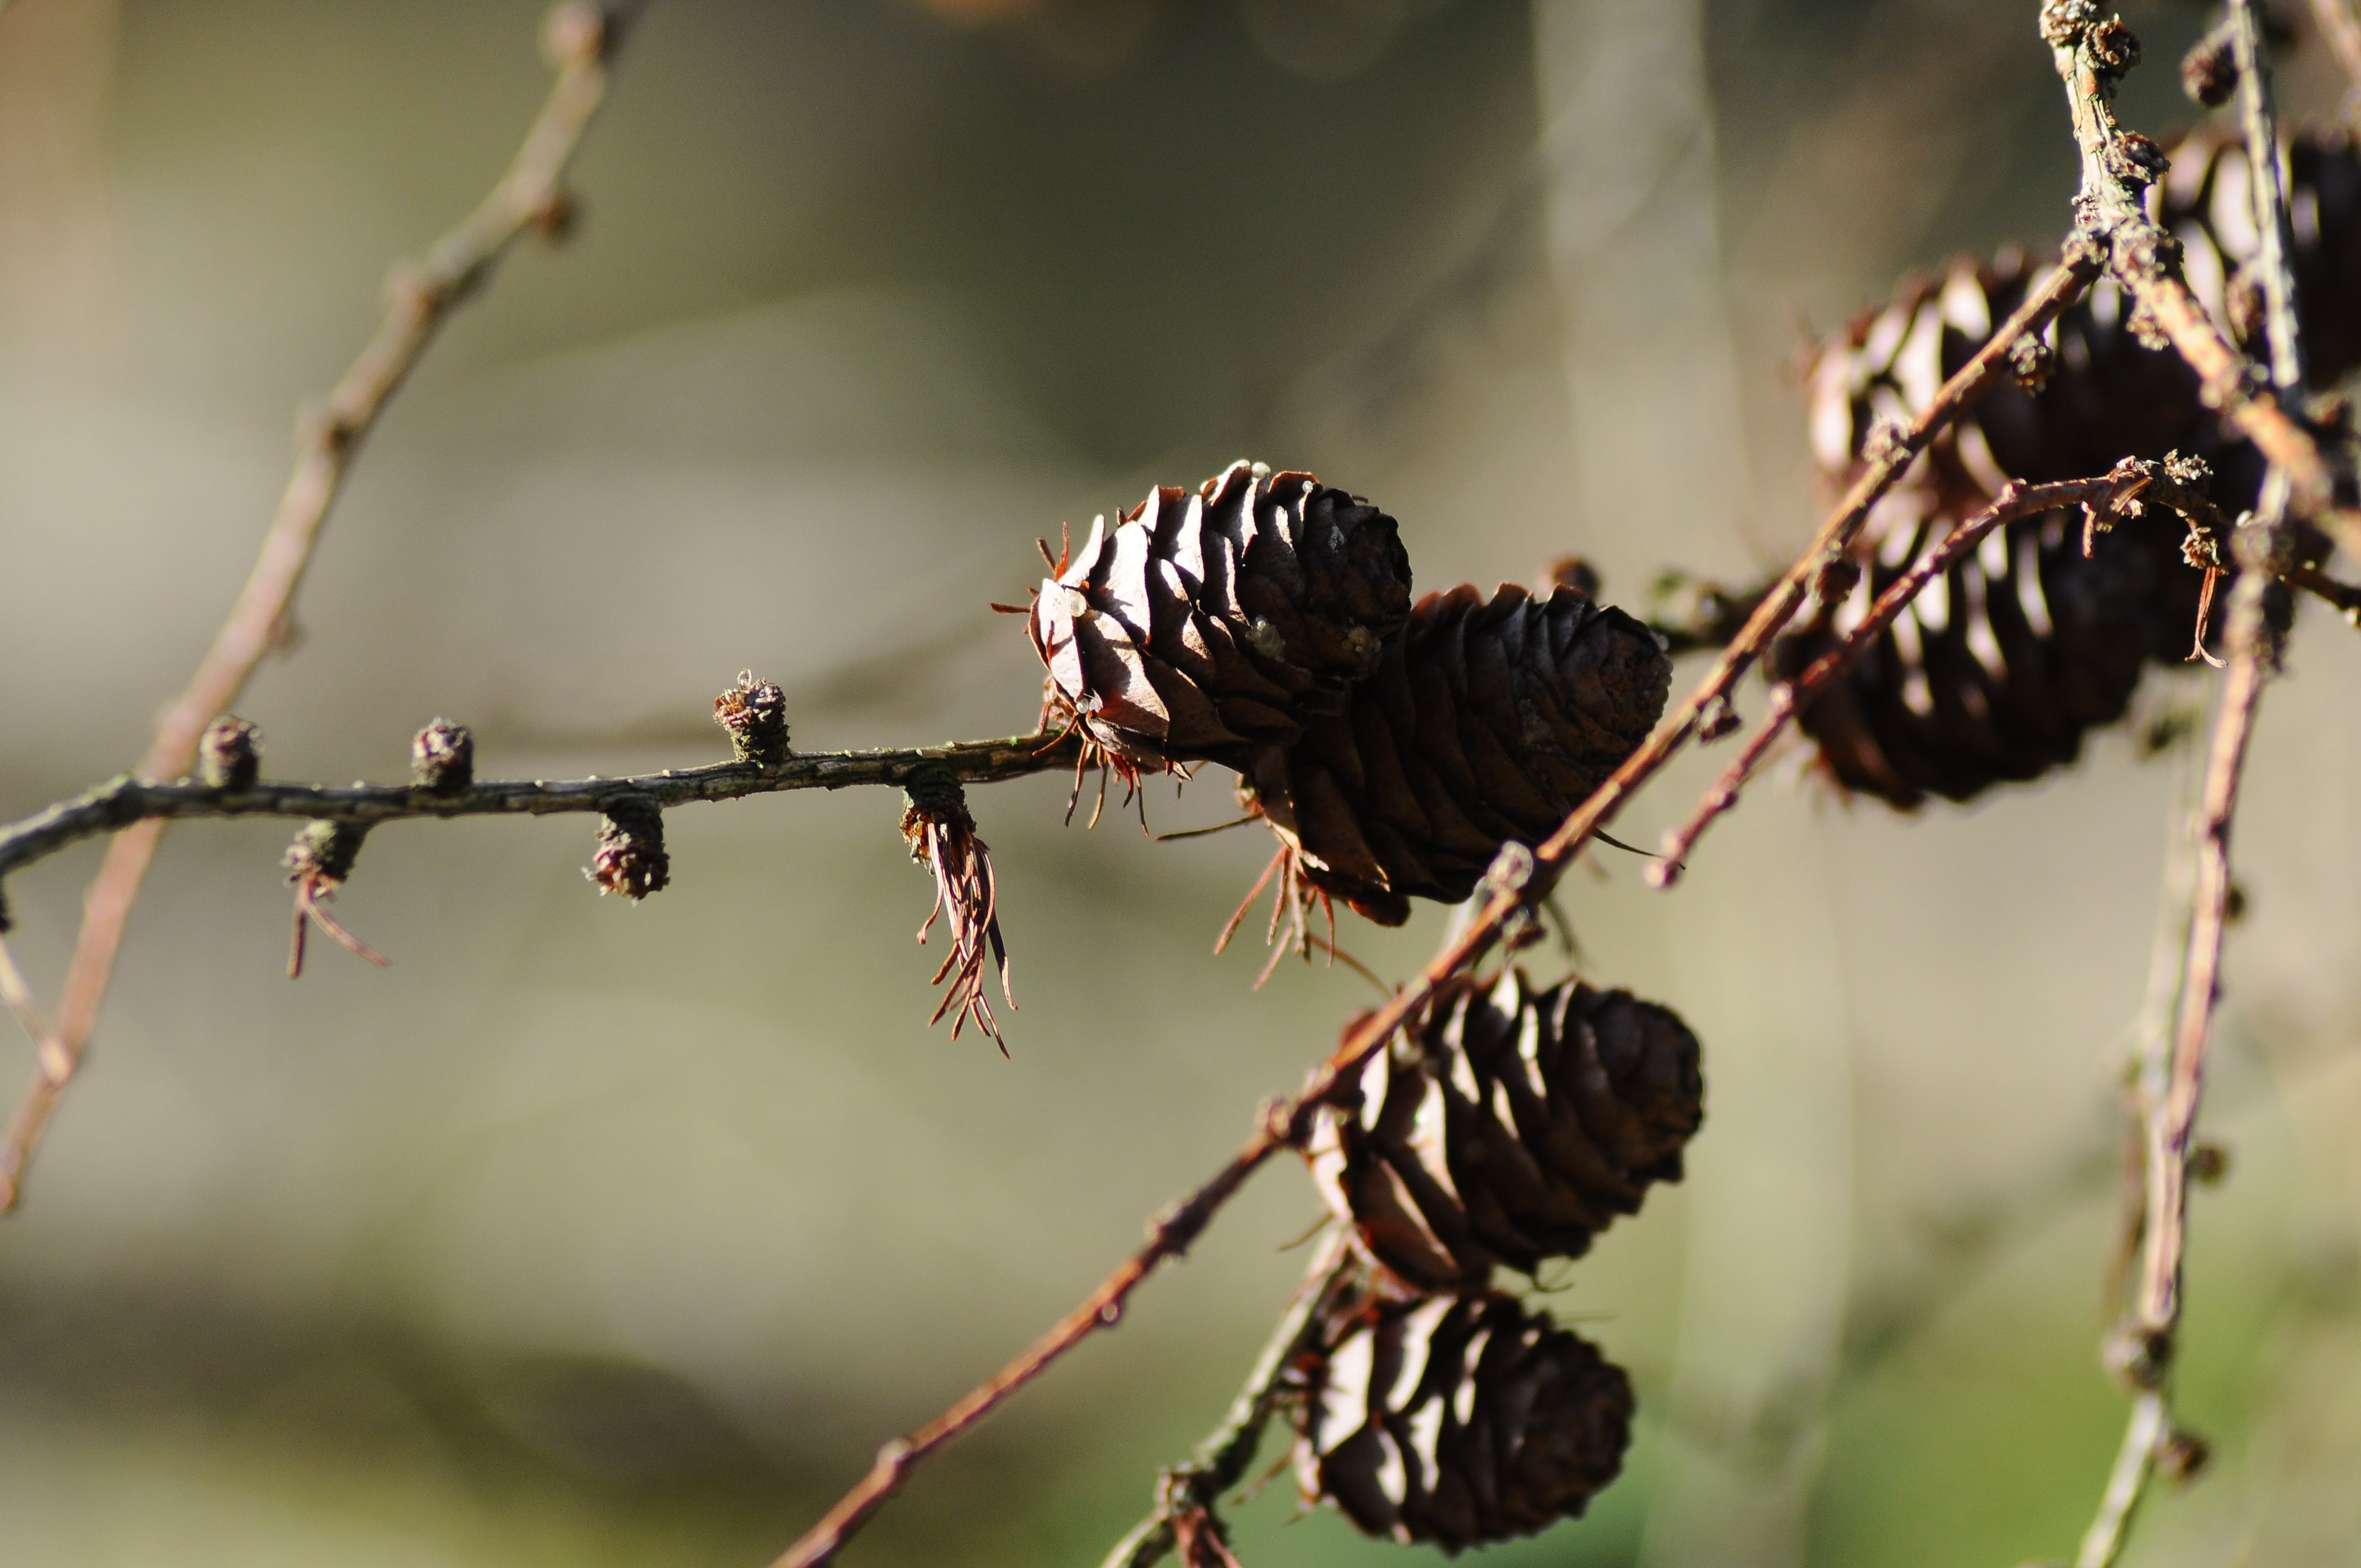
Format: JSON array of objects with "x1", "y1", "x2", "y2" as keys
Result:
[
  {"x1": 1240, "y1": 581, "x2": 1669, "y2": 925},
  {"x1": 1305, "y1": 970, "x2": 1704, "y2": 1293},
  {"x1": 1782, "y1": 124, "x2": 2359, "y2": 806},
  {"x1": 1024, "y1": 461, "x2": 1413, "y2": 785},
  {"x1": 1293, "y1": 1287, "x2": 1633, "y2": 1552}
]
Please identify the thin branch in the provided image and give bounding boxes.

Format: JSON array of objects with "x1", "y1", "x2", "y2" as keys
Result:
[
  {"x1": 2286, "y1": 562, "x2": 2361, "y2": 620},
  {"x1": 1650, "y1": 472, "x2": 2136, "y2": 885},
  {"x1": 0, "y1": 1, "x2": 640, "y2": 1216},
  {"x1": 2069, "y1": 9, "x2": 2294, "y2": 1562},
  {"x1": 2048, "y1": 7, "x2": 2347, "y2": 534},
  {"x1": 0, "y1": 733, "x2": 1079, "y2": 886},
  {"x1": 2074, "y1": 1393, "x2": 2168, "y2": 1568},
  {"x1": 761, "y1": 247, "x2": 2096, "y2": 1568},
  {"x1": 1097, "y1": 1232, "x2": 1356, "y2": 1568}
]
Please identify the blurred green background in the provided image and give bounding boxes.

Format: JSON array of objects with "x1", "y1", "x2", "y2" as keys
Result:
[{"x1": 1, "y1": 1, "x2": 2358, "y2": 1564}]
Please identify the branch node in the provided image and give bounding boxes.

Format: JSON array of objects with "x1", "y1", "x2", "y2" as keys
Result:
[
  {"x1": 410, "y1": 718, "x2": 475, "y2": 794},
  {"x1": 715, "y1": 671, "x2": 792, "y2": 766},
  {"x1": 196, "y1": 717, "x2": 264, "y2": 793}
]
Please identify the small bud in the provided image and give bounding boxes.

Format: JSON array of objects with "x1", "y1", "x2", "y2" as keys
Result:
[
  {"x1": 2087, "y1": 17, "x2": 2141, "y2": 74},
  {"x1": 2187, "y1": 1141, "x2": 2231, "y2": 1185},
  {"x1": 1699, "y1": 695, "x2": 1743, "y2": 743},
  {"x1": 2007, "y1": 333, "x2": 2056, "y2": 392},
  {"x1": 2154, "y1": 1425, "x2": 2211, "y2": 1485},
  {"x1": 588, "y1": 794, "x2": 668, "y2": 900},
  {"x1": 285, "y1": 820, "x2": 368, "y2": 886},
  {"x1": 2125, "y1": 296, "x2": 2172, "y2": 352},
  {"x1": 2224, "y1": 264, "x2": 2267, "y2": 351},
  {"x1": 2109, "y1": 132, "x2": 2170, "y2": 190},
  {"x1": 410, "y1": 718, "x2": 475, "y2": 794},
  {"x1": 2102, "y1": 1322, "x2": 2171, "y2": 1391},
  {"x1": 1861, "y1": 416, "x2": 1912, "y2": 468},
  {"x1": 2039, "y1": 0, "x2": 2100, "y2": 48},
  {"x1": 527, "y1": 188, "x2": 581, "y2": 245},
  {"x1": 197, "y1": 716, "x2": 263, "y2": 792},
  {"x1": 2223, "y1": 881, "x2": 2249, "y2": 924},
  {"x1": 714, "y1": 671, "x2": 792, "y2": 766},
  {"x1": 2180, "y1": 26, "x2": 2238, "y2": 107},
  {"x1": 1813, "y1": 553, "x2": 1863, "y2": 608}
]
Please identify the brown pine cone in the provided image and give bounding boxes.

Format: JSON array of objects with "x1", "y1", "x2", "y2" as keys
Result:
[
  {"x1": 1781, "y1": 124, "x2": 2359, "y2": 807},
  {"x1": 1242, "y1": 582, "x2": 1669, "y2": 924},
  {"x1": 1293, "y1": 1288, "x2": 1633, "y2": 1552},
  {"x1": 1026, "y1": 461, "x2": 1412, "y2": 774},
  {"x1": 1307, "y1": 970, "x2": 1704, "y2": 1293}
]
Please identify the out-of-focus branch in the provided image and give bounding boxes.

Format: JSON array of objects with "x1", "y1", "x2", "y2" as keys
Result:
[
  {"x1": 0, "y1": 1, "x2": 641, "y2": 1216},
  {"x1": 762, "y1": 244, "x2": 2096, "y2": 1568},
  {"x1": 0, "y1": 732, "x2": 1079, "y2": 885},
  {"x1": 2308, "y1": 0, "x2": 2361, "y2": 94},
  {"x1": 1098, "y1": 1232, "x2": 1356, "y2": 1568}
]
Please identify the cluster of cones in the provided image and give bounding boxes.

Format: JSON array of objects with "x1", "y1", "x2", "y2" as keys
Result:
[
  {"x1": 1282, "y1": 969, "x2": 1705, "y2": 1552},
  {"x1": 1782, "y1": 123, "x2": 2361, "y2": 807},
  {"x1": 1021, "y1": 461, "x2": 1671, "y2": 937}
]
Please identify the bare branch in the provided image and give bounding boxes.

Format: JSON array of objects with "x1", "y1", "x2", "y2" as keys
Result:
[
  {"x1": 0, "y1": 733, "x2": 1078, "y2": 887},
  {"x1": 2047, "y1": 5, "x2": 2345, "y2": 530},
  {"x1": 2074, "y1": 1393, "x2": 2168, "y2": 1568},
  {"x1": 0, "y1": 1, "x2": 641, "y2": 1216},
  {"x1": 2307, "y1": 0, "x2": 2361, "y2": 95}
]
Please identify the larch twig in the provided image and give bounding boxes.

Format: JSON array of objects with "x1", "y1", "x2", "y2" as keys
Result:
[
  {"x1": 0, "y1": 1, "x2": 641, "y2": 1215},
  {"x1": 0, "y1": 732, "x2": 1079, "y2": 887}
]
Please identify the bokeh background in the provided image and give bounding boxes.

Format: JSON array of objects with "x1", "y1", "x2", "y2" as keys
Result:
[{"x1": 2, "y1": 1, "x2": 2359, "y2": 1564}]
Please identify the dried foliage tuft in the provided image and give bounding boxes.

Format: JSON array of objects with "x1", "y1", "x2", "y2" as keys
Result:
[
  {"x1": 283, "y1": 820, "x2": 385, "y2": 977},
  {"x1": 900, "y1": 769, "x2": 1013, "y2": 1048}
]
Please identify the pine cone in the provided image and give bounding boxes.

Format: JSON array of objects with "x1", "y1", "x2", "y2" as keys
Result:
[
  {"x1": 1781, "y1": 124, "x2": 2361, "y2": 806},
  {"x1": 1026, "y1": 461, "x2": 1412, "y2": 774},
  {"x1": 1242, "y1": 582, "x2": 1669, "y2": 924},
  {"x1": 1293, "y1": 1288, "x2": 1633, "y2": 1553},
  {"x1": 1307, "y1": 970, "x2": 1704, "y2": 1292}
]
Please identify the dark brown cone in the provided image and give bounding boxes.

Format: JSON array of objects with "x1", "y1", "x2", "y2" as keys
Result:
[
  {"x1": 1026, "y1": 461, "x2": 1412, "y2": 774},
  {"x1": 1307, "y1": 970, "x2": 1704, "y2": 1293},
  {"x1": 1293, "y1": 1288, "x2": 1633, "y2": 1553},
  {"x1": 1242, "y1": 582, "x2": 1669, "y2": 923},
  {"x1": 1781, "y1": 124, "x2": 2360, "y2": 807}
]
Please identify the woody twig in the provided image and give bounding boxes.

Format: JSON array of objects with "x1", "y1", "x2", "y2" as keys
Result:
[{"x1": 0, "y1": 1, "x2": 641, "y2": 1215}]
